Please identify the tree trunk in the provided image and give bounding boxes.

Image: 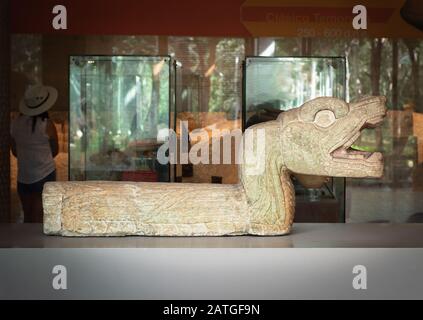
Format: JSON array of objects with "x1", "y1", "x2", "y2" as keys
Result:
[
  {"x1": 370, "y1": 39, "x2": 383, "y2": 150},
  {"x1": 404, "y1": 39, "x2": 421, "y2": 112},
  {"x1": 392, "y1": 39, "x2": 398, "y2": 109},
  {"x1": 391, "y1": 39, "x2": 403, "y2": 186},
  {"x1": 147, "y1": 72, "x2": 160, "y2": 138},
  {"x1": 202, "y1": 38, "x2": 218, "y2": 113},
  {"x1": 370, "y1": 38, "x2": 383, "y2": 96},
  {"x1": 301, "y1": 38, "x2": 312, "y2": 56}
]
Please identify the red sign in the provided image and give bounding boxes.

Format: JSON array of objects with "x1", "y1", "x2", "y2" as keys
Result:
[
  {"x1": 11, "y1": 0, "x2": 250, "y2": 36},
  {"x1": 10, "y1": 0, "x2": 423, "y2": 38}
]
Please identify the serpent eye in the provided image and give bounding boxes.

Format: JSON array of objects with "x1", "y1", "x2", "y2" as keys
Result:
[{"x1": 314, "y1": 110, "x2": 336, "y2": 128}]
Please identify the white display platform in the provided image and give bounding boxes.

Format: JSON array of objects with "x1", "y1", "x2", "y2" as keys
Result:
[
  {"x1": 1, "y1": 223, "x2": 423, "y2": 248},
  {"x1": 1, "y1": 223, "x2": 423, "y2": 299}
]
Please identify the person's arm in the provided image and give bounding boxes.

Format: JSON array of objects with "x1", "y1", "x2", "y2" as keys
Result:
[
  {"x1": 46, "y1": 119, "x2": 59, "y2": 158},
  {"x1": 10, "y1": 120, "x2": 17, "y2": 157},
  {"x1": 10, "y1": 138, "x2": 17, "y2": 157}
]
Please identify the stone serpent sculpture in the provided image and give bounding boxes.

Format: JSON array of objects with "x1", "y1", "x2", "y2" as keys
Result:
[{"x1": 43, "y1": 96, "x2": 386, "y2": 236}]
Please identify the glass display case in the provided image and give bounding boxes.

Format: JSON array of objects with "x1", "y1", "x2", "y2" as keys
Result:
[
  {"x1": 69, "y1": 55, "x2": 175, "y2": 182},
  {"x1": 173, "y1": 66, "x2": 242, "y2": 185},
  {"x1": 243, "y1": 56, "x2": 347, "y2": 222}
]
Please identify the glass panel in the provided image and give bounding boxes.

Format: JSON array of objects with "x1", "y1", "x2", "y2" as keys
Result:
[
  {"x1": 245, "y1": 57, "x2": 346, "y2": 123},
  {"x1": 169, "y1": 37, "x2": 244, "y2": 184},
  {"x1": 244, "y1": 56, "x2": 346, "y2": 222},
  {"x1": 256, "y1": 37, "x2": 423, "y2": 223},
  {"x1": 69, "y1": 55, "x2": 172, "y2": 182}
]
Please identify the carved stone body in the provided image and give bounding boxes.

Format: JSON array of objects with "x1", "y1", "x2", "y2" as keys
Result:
[{"x1": 44, "y1": 96, "x2": 386, "y2": 236}]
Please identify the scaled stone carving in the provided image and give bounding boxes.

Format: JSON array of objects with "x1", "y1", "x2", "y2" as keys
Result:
[{"x1": 43, "y1": 96, "x2": 386, "y2": 236}]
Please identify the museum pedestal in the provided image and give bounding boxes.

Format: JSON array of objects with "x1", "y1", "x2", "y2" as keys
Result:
[
  {"x1": 1, "y1": 223, "x2": 423, "y2": 299},
  {"x1": 1, "y1": 223, "x2": 423, "y2": 248}
]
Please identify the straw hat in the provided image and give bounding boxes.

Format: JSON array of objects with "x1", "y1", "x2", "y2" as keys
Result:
[{"x1": 19, "y1": 85, "x2": 58, "y2": 116}]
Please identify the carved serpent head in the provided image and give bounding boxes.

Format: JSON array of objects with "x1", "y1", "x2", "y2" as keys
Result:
[{"x1": 278, "y1": 96, "x2": 387, "y2": 179}]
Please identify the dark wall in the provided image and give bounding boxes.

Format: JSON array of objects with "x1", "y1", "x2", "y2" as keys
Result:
[
  {"x1": 42, "y1": 35, "x2": 86, "y2": 111},
  {"x1": 0, "y1": 0, "x2": 11, "y2": 222}
]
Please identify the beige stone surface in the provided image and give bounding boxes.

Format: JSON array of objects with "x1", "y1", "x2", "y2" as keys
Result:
[
  {"x1": 44, "y1": 182, "x2": 249, "y2": 236},
  {"x1": 44, "y1": 96, "x2": 387, "y2": 236}
]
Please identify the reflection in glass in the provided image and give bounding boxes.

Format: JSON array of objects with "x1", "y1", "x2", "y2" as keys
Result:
[
  {"x1": 170, "y1": 37, "x2": 245, "y2": 184},
  {"x1": 69, "y1": 56, "x2": 172, "y2": 182},
  {"x1": 244, "y1": 57, "x2": 346, "y2": 126},
  {"x1": 243, "y1": 56, "x2": 347, "y2": 222}
]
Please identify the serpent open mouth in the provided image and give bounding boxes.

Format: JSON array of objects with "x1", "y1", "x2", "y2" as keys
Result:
[{"x1": 331, "y1": 114, "x2": 385, "y2": 163}]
